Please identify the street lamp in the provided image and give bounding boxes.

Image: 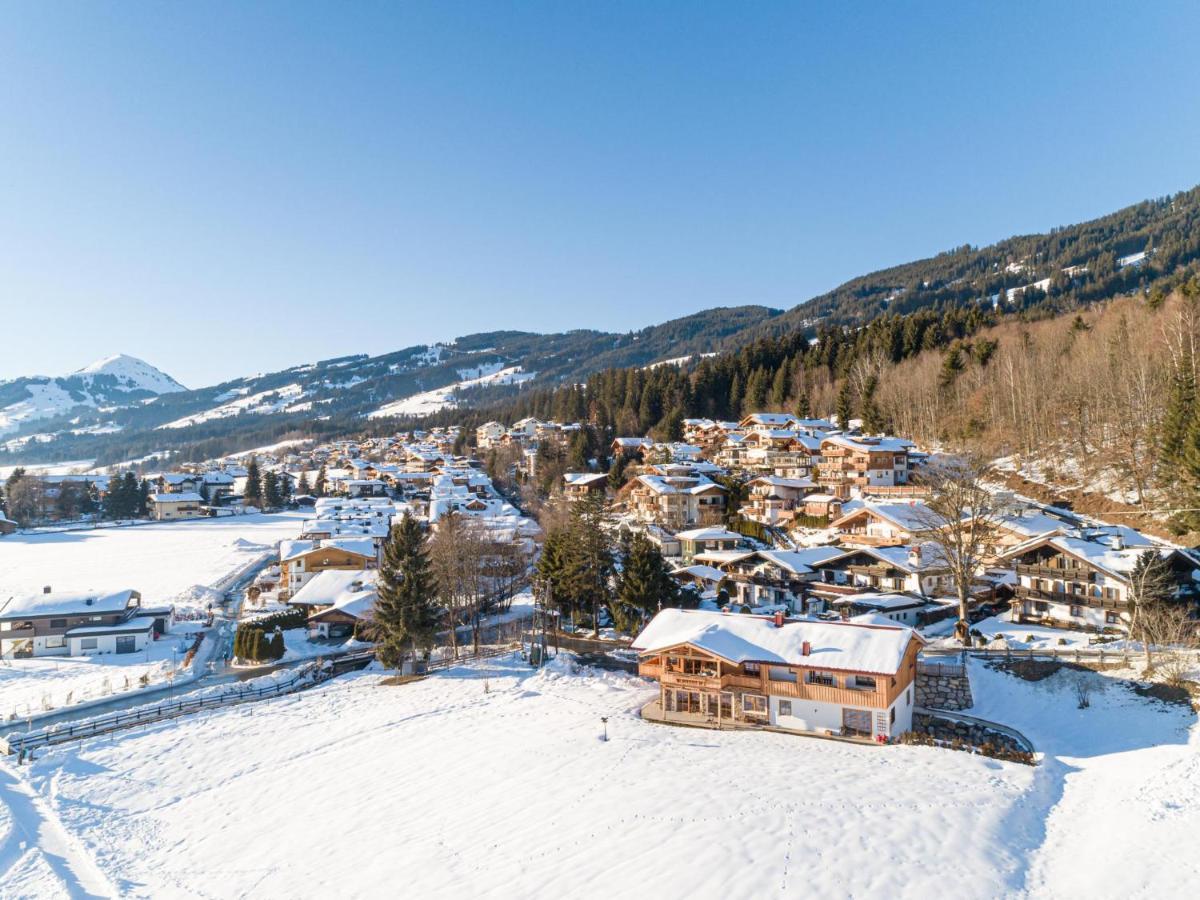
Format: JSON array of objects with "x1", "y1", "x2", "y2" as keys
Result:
[{"x1": 601, "y1": 716, "x2": 609, "y2": 742}]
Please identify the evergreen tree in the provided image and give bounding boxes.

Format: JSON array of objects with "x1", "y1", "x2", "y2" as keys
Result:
[
  {"x1": 797, "y1": 393, "x2": 812, "y2": 419},
  {"x1": 244, "y1": 457, "x2": 263, "y2": 507},
  {"x1": 561, "y1": 493, "x2": 615, "y2": 633},
  {"x1": 251, "y1": 628, "x2": 267, "y2": 662},
  {"x1": 612, "y1": 533, "x2": 680, "y2": 632},
  {"x1": 534, "y1": 526, "x2": 572, "y2": 616},
  {"x1": 262, "y1": 470, "x2": 281, "y2": 509},
  {"x1": 372, "y1": 513, "x2": 441, "y2": 668},
  {"x1": 1160, "y1": 368, "x2": 1196, "y2": 473},
  {"x1": 835, "y1": 382, "x2": 853, "y2": 428},
  {"x1": 297, "y1": 471, "x2": 312, "y2": 496},
  {"x1": 136, "y1": 478, "x2": 151, "y2": 517},
  {"x1": 1178, "y1": 417, "x2": 1200, "y2": 532}
]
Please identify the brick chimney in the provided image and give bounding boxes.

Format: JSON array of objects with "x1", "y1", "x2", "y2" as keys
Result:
[
  {"x1": 43, "y1": 585, "x2": 51, "y2": 594},
  {"x1": 802, "y1": 640, "x2": 811, "y2": 656},
  {"x1": 773, "y1": 610, "x2": 785, "y2": 628}
]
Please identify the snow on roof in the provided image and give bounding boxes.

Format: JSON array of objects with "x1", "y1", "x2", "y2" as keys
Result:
[
  {"x1": 151, "y1": 492, "x2": 203, "y2": 503},
  {"x1": 749, "y1": 476, "x2": 818, "y2": 490},
  {"x1": 563, "y1": 472, "x2": 608, "y2": 486},
  {"x1": 288, "y1": 569, "x2": 378, "y2": 607},
  {"x1": 740, "y1": 413, "x2": 797, "y2": 426},
  {"x1": 1, "y1": 588, "x2": 138, "y2": 620},
  {"x1": 693, "y1": 550, "x2": 757, "y2": 566},
  {"x1": 676, "y1": 527, "x2": 742, "y2": 542},
  {"x1": 993, "y1": 510, "x2": 1069, "y2": 539},
  {"x1": 831, "y1": 592, "x2": 927, "y2": 610},
  {"x1": 834, "y1": 500, "x2": 938, "y2": 532},
  {"x1": 632, "y1": 608, "x2": 921, "y2": 674},
  {"x1": 754, "y1": 547, "x2": 846, "y2": 574},
  {"x1": 822, "y1": 434, "x2": 915, "y2": 454},
  {"x1": 66, "y1": 615, "x2": 157, "y2": 636},
  {"x1": 317, "y1": 537, "x2": 379, "y2": 558},
  {"x1": 671, "y1": 564, "x2": 726, "y2": 583}
]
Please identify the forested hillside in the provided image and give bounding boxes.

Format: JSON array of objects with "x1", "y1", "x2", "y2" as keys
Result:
[
  {"x1": 451, "y1": 286, "x2": 1200, "y2": 537},
  {"x1": 750, "y1": 185, "x2": 1200, "y2": 336}
]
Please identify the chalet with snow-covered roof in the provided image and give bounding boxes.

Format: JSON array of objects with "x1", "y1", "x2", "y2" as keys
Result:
[
  {"x1": 816, "y1": 435, "x2": 915, "y2": 498},
  {"x1": 831, "y1": 500, "x2": 936, "y2": 547},
  {"x1": 562, "y1": 472, "x2": 609, "y2": 500},
  {"x1": 675, "y1": 527, "x2": 744, "y2": 564},
  {"x1": 634, "y1": 608, "x2": 924, "y2": 741},
  {"x1": 827, "y1": 592, "x2": 934, "y2": 627},
  {"x1": 623, "y1": 473, "x2": 727, "y2": 532},
  {"x1": 1001, "y1": 531, "x2": 1200, "y2": 632},
  {"x1": 712, "y1": 547, "x2": 846, "y2": 612},
  {"x1": 807, "y1": 544, "x2": 957, "y2": 600},
  {"x1": 743, "y1": 475, "x2": 819, "y2": 526},
  {"x1": 280, "y1": 539, "x2": 379, "y2": 600}
]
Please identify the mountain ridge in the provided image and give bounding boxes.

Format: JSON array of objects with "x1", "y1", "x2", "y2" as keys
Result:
[{"x1": 4, "y1": 182, "x2": 1200, "y2": 466}]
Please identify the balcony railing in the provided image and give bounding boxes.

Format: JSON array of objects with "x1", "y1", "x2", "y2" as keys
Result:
[{"x1": 1014, "y1": 585, "x2": 1123, "y2": 610}]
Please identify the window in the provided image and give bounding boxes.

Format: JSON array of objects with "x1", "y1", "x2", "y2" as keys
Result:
[
  {"x1": 805, "y1": 670, "x2": 836, "y2": 687},
  {"x1": 906, "y1": 688, "x2": 912, "y2": 706},
  {"x1": 80, "y1": 637, "x2": 98, "y2": 650},
  {"x1": 49, "y1": 619, "x2": 67, "y2": 629},
  {"x1": 742, "y1": 694, "x2": 767, "y2": 716},
  {"x1": 890, "y1": 706, "x2": 896, "y2": 724},
  {"x1": 44, "y1": 636, "x2": 65, "y2": 649},
  {"x1": 768, "y1": 666, "x2": 797, "y2": 683},
  {"x1": 1069, "y1": 605, "x2": 1083, "y2": 618},
  {"x1": 778, "y1": 700, "x2": 792, "y2": 717},
  {"x1": 852, "y1": 675, "x2": 877, "y2": 691},
  {"x1": 1034, "y1": 601, "x2": 1049, "y2": 613},
  {"x1": 1105, "y1": 611, "x2": 1121, "y2": 625},
  {"x1": 743, "y1": 662, "x2": 760, "y2": 675}
]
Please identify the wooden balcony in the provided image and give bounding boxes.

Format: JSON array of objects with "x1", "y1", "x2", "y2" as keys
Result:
[
  {"x1": 1014, "y1": 585, "x2": 1123, "y2": 610},
  {"x1": 764, "y1": 679, "x2": 886, "y2": 709},
  {"x1": 1015, "y1": 563, "x2": 1094, "y2": 580}
]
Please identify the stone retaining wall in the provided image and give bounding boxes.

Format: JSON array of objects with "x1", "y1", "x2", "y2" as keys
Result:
[
  {"x1": 915, "y1": 671, "x2": 973, "y2": 710},
  {"x1": 911, "y1": 712, "x2": 1031, "y2": 760}
]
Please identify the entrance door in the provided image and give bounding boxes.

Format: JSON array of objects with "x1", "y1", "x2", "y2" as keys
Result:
[{"x1": 115, "y1": 636, "x2": 136, "y2": 654}]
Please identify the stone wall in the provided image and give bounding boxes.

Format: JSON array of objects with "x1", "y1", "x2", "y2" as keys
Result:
[
  {"x1": 915, "y1": 671, "x2": 973, "y2": 710},
  {"x1": 910, "y1": 712, "x2": 1033, "y2": 762}
]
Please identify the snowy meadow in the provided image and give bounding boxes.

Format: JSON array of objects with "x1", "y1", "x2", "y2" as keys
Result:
[{"x1": 0, "y1": 653, "x2": 1193, "y2": 899}]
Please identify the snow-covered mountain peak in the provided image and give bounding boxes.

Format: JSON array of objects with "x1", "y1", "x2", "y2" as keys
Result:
[{"x1": 72, "y1": 354, "x2": 187, "y2": 395}]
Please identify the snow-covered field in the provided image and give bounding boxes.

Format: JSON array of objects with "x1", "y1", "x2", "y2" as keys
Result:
[
  {"x1": 0, "y1": 512, "x2": 306, "y2": 609},
  {"x1": 0, "y1": 627, "x2": 201, "y2": 719},
  {"x1": 0, "y1": 652, "x2": 1193, "y2": 898}
]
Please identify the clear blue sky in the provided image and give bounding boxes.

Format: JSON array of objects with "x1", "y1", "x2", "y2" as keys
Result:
[{"x1": 2, "y1": 1, "x2": 1198, "y2": 388}]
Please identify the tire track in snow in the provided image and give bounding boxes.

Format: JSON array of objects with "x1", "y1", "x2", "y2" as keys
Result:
[{"x1": 0, "y1": 762, "x2": 117, "y2": 898}]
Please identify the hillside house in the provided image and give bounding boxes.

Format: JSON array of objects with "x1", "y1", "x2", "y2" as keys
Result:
[
  {"x1": 562, "y1": 472, "x2": 609, "y2": 500},
  {"x1": 816, "y1": 435, "x2": 914, "y2": 498},
  {"x1": 1001, "y1": 532, "x2": 1200, "y2": 632},
  {"x1": 827, "y1": 592, "x2": 933, "y2": 626},
  {"x1": 808, "y1": 544, "x2": 956, "y2": 600},
  {"x1": 831, "y1": 501, "x2": 936, "y2": 547},
  {"x1": 633, "y1": 608, "x2": 924, "y2": 742},
  {"x1": 624, "y1": 474, "x2": 727, "y2": 532},
  {"x1": 743, "y1": 475, "x2": 819, "y2": 526},
  {"x1": 676, "y1": 527, "x2": 744, "y2": 564},
  {"x1": 714, "y1": 547, "x2": 846, "y2": 612}
]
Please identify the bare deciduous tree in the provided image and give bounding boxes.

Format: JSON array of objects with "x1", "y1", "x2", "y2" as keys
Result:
[{"x1": 911, "y1": 455, "x2": 1010, "y2": 645}]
